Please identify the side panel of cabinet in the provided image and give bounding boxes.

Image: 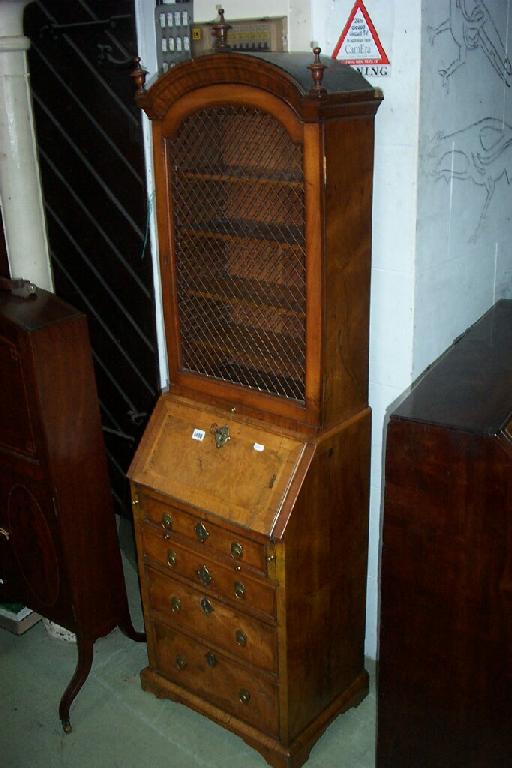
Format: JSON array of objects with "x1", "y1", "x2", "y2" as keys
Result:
[
  {"x1": 281, "y1": 409, "x2": 371, "y2": 744},
  {"x1": 322, "y1": 116, "x2": 376, "y2": 427},
  {"x1": 30, "y1": 317, "x2": 127, "y2": 638},
  {"x1": 378, "y1": 420, "x2": 512, "y2": 768}
]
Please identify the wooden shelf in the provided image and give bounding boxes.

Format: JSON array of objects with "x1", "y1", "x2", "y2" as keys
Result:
[
  {"x1": 178, "y1": 218, "x2": 304, "y2": 246},
  {"x1": 175, "y1": 165, "x2": 303, "y2": 187},
  {"x1": 182, "y1": 321, "x2": 305, "y2": 381},
  {"x1": 177, "y1": 228, "x2": 305, "y2": 253},
  {"x1": 180, "y1": 275, "x2": 305, "y2": 317}
]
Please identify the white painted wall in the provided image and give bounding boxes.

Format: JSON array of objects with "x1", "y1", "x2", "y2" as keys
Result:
[
  {"x1": 413, "y1": 0, "x2": 512, "y2": 377},
  {"x1": 313, "y1": 0, "x2": 422, "y2": 658},
  {"x1": 193, "y1": 1, "x2": 312, "y2": 50}
]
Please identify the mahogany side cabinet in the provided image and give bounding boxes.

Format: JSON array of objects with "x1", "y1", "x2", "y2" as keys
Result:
[
  {"x1": 0, "y1": 285, "x2": 143, "y2": 732},
  {"x1": 128, "y1": 18, "x2": 382, "y2": 768},
  {"x1": 377, "y1": 299, "x2": 512, "y2": 768}
]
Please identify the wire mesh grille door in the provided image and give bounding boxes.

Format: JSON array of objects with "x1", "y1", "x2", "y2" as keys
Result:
[{"x1": 169, "y1": 105, "x2": 307, "y2": 402}]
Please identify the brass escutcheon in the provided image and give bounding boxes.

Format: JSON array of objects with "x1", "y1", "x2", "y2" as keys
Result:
[
  {"x1": 200, "y1": 597, "x2": 214, "y2": 615},
  {"x1": 234, "y1": 581, "x2": 246, "y2": 599},
  {"x1": 210, "y1": 424, "x2": 230, "y2": 448},
  {"x1": 170, "y1": 596, "x2": 181, "y2": 613},
  {"x1": 239, "y1": 689, "x2": 251, "y2": 705},
  {"x1": 230, "y1": 542, "x2": 243, "y2": 560},
  {"x1": 195, "y1": 521, "x2": 209, "y2": 543},
  {"x1": 197, "y1": 564, "x2": 212, "y2": 586},
  {"x1": 205, "y1": 651, "x2": 217, "y2": 668}
]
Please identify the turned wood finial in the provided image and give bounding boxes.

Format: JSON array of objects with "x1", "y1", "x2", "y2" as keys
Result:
[
  {"x1": 130, "y1": 57, "x2": 147, "y2": 96},
  {"x1": 212, "y1": 8, "x2": 231, "y2": 51},
  {"x1": 308, "y1": 47, "x2": 327, "y2": 98}
]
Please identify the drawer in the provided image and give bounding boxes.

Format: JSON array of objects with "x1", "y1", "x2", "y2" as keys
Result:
[
  {"x1": 153, "y1": 620, "x2": 279, "y2": 738},
  {"x1": 143, "y1": 523, "x2": 276, "y2": 619},
  {"x1": 140, "y1": 492, "x2": 267, "y2": 574},
  {"x1": 147, "y1": 566, "x2": 277, "y2": 673}
]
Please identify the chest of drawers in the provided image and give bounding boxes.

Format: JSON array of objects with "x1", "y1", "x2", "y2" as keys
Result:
[{"x1": 129, "y1": 394, "x2": 370, "y2": 768}]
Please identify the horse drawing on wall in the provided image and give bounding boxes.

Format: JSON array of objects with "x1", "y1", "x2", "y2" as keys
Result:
[
  {"x1": 428, "y1": 0, "x2": 512, "y2": 90},
  {"x1": 427, "y1": 117, "x2": 512, "y2": 241}
]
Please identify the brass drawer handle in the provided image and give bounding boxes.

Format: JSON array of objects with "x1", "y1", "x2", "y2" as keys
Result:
[
  {"x1": 176, "y1": 655, "x2": 187, "y2": 671},
  {"x1": 235, "y1": 629, "x2": 247, "y2": 647},
  {"x1": 200, "y1": 597, "x2": 214, "y2": 615},
  {"x1": 195, "y1": 521, "x2": 209, "y2": 543},
  {"x1": 239, "y1": 689, "x2": 251, "y2": 705},
  {"x1": 205, "y1": 651, "x2": 217, "y2": 668},
  {"x1": 161, "y1": 513, "x2": 173, "y2": 537},
  {"x1": 0, "y1": 527, "x2": 10, "y2": 541},
  {"x1": 234, "y1": 580, "x2": 246, "y2": 600},
  {"x1": 170, "y1": 596, "x2": 181, "y2": 613},
  {"x1": 197, "y1": 564, "x2": 212, "y2": 586},
  {"x1": 167, "y1": 550, "x2": 177, "y2": 567},
  {"x1": 230, "y1": 542, "x2": 243, "y2": 560}
]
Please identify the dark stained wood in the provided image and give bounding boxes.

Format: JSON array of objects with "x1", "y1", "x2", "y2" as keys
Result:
[
  {"x1": 0, "y1": 208, "x2": 9, "y2": 278},
  {"x1": 0, "y1": 287, "x2": 143, "y2": 732},
  {"x1": 129, "y1": 48, "x2": 381, "y2": 768},
  {"x1": 392, "y1": 299, "x2": 512, "y2": 433},
  {"x1": 377, "y1": 299, "x2": 512, "y2": 768}
]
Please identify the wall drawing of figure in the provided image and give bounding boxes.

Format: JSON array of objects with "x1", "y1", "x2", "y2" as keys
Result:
[
  {"x1": 428, "y1": 0, "x2": 511, "y2": 90},
  {"x1": 427, "y1": 117, "x2": 512, "y2": 241}
]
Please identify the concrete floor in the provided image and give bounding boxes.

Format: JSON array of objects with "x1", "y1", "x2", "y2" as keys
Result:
[{"x1": 0, "y1": 525, "x2": 376, "y2": 768}]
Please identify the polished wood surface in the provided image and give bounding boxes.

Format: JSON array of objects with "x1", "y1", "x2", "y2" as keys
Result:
[
  {"x1": 0, "y1": 288, "x2": 143, "y2": 732},
  {"x1": 377, "y1": 299, "x2": 512, "y2": 768},
  {"x1": 146, "y1": 565, "x2": 277, "y2": 672},
  {"x1": 130, "y1": 44, "x2": 380, "y2": 768},
  {"x1": 130, "y1": 395, "x2": 308, "y2": 536},
  {"x1": 0, "y1": 209, "x2": 9, "y2": 279}
]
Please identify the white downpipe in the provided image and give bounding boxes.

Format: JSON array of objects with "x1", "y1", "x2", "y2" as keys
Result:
[{"x1": 0, "y1": 0, "x2": 53, "y2": 290}]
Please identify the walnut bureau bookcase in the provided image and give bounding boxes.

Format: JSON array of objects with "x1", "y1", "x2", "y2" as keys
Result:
[{"x1": 128, "y1": 17, "x2": 382, "y2": 768}]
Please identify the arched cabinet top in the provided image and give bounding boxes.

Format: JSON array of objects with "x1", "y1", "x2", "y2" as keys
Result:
[{"x1": 136, "y1": 51, "x2": 382, "y2": 123}]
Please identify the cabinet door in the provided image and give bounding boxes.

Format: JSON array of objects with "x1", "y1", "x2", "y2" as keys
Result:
[
  {"x1": 0, "y1": 466, "x2": 72, "y2": 628},
  {"x1": 154, "y1": 85, "x2": 322, "y2": 423},
  {"x1": 168, "y1": 103, "x2": 306, "y2": 401}
]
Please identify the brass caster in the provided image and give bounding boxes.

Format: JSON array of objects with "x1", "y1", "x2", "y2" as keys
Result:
[{"x1": 62, "y1": 719, "x2": 72, "y2": 734}]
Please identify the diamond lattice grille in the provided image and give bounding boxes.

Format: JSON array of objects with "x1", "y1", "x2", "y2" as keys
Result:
[{"x1": 169, "y1": 105, "x2": 306, "y2": 402}]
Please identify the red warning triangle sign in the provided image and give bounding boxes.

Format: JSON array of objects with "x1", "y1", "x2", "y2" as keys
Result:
[{"x1": 332, "y1": 0, "x2": 389, "y2": 65}]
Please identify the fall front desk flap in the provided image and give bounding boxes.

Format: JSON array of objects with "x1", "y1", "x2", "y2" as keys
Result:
[{"x1": 128, "y1": 395, "x2": 310, "y2": 538}]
